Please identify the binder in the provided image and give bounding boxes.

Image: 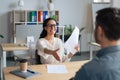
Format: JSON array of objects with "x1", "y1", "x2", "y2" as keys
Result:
[
  {"x1": 43, "y1": 11, "x2": 48, "y2": 21},
  {"x1": 38, "y1": 11, "x2": 43, "y2": 22},
  {"x1": 30, "y1": 11, "x2": 37, "y2": 22},
  {"x1": 55, "y1": 11, "x2": 59, "y2": 22},
  {"x1": 34, "y1": 11, "x2": 37, "y2": 22},
  {"x1": 51, "y1": 11, "x2": 59, "y2": 22}
]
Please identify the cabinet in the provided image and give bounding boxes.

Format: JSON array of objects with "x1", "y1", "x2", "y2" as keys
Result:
[{"x1": 11, "y1": 10, "x2": 59, "y2": 43}]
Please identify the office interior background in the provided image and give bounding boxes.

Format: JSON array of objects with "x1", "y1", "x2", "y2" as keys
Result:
[{"x1": 0, "y1": 0, "x2": 120, "y2": 58}]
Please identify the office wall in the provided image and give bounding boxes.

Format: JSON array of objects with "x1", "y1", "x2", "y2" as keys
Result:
[
  {"x1": 0, "y1": 0, "x2": 93, "y2": 52},
  {"x1": 113, "y1": 0, "x2": 120, "y2": 7},
  {"x1": 54, "y1": 0, "x2": 93, "y2": 52}
]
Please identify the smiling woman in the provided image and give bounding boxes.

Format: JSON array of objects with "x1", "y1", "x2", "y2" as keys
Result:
[{"x1": 36, "y1": 17, "x2": 79, "y2": 64}]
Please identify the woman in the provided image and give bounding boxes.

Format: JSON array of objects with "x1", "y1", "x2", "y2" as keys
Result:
[{"x1": 36, "y1": 18, "x2": 79, "y2": 64}]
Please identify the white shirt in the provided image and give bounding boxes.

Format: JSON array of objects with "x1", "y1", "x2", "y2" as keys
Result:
[{"x1": 36, "y1": 37, "x2": 70, "y2": 64}]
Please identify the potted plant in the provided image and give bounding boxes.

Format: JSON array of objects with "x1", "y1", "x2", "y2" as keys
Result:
[
  {"x1": 63, "y1": 24, "x2": 73, "y2": 41},
  {"x1": 49, "y1": 0, "x2": 52, "y2": 3},
  {"x1": 64, "y1": 24, "x2": 73, "y2": 35},
  {"x1": 63, "y1": 25, "x2": 85, "y2": 42},
  {"x1": 48, "y1": 0, "x2": 54, "y2": 11}
]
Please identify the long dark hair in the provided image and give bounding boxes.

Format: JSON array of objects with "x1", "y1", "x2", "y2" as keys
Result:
[{"x1": 39, "y1": 18, "x2": 57, "y2": 38}]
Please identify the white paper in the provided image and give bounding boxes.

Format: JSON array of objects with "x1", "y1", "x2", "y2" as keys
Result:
[
  {"x1": 64, "y1": 26, "x2": 79, "y2": 54},
  {"x1": 47, "y1": 65, "x2": 68, "y2": 73},
  {"x1": 27, "y1": 36, "x2": 34, "y2": 42},
  {"x1": 27, "y1": 36, "x2": 35, "y2": 47}
]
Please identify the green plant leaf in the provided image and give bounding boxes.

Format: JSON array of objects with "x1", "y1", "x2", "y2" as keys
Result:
[
  {"x1": 0, "y1": 34, "x2": 4, "y2": 38},
  {"x1": 49, "y1": 0, "x2": 52, "y2": 3},
  {"x1": 64, "y1": 24, "x2": 74, "y2": 35},
  {"x1": 80, "y1": 27, "x2": 85, "y2": 32}
]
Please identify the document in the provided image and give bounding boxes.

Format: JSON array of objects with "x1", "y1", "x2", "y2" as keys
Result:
[
  {"x1": 47, "y1": 65, "x2": 68, "y2": 73},
  {"x1": 64, "y1": 26, "x2": 80, "y2": 54}
]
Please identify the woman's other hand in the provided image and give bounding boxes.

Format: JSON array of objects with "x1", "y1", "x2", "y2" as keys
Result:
[
  {"x1": 74, "y1": 44, "x2": 80, "y2": 52},
  {"x1": 52, "y1": 48, "x2": 60, "y2": 61},
  {"x1": 68, "y1": 44, "x2": 80, "y2": 58}
]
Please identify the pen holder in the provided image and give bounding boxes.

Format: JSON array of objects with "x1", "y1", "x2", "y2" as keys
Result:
[{"x1": 19, "y1": 59, "x2": 28, "y2": 72}]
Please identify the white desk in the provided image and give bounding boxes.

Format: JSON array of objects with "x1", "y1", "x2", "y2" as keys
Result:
[{"x1": 0, "y1": 43, "x2": 29, "y2": 80}]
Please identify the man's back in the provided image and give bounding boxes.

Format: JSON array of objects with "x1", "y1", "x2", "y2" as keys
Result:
[
  {"x1": 73, "y1": 7, "x2": 120, "y2": 80},
  {"x1": 74, "y1": 45, "x2": 120, "y2": 80}
]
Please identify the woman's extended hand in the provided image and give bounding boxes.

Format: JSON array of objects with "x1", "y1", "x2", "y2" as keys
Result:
[
  {"x1": 44, "y1": 48, "x2": 60, "y2": 61},
  {"x1": 74, "y1": 44, "x2": 80, "y2": 52},
  {"x1": 52, "y1": 48, "x2": 60, "y2": 61}
]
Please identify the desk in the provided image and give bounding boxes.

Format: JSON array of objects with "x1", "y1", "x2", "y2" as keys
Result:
[
  {"x1": 1, "y1": 43, "x2": 29, "y2": 67},
  {"x1": 0, "y1": 43, "x2": 29, "y2": 80},
  {"x1": 3, "y1": 60, "x2": 89, "y2": 80}
]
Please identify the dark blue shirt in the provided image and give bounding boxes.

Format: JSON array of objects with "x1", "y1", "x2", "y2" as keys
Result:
[{"x1": 74, "y1": 45, "x2": 120, "y2": 80}]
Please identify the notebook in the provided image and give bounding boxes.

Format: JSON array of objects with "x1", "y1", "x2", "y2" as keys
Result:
[{"x1": 10, "y1": 69, "x2": 40, "y2": 79}]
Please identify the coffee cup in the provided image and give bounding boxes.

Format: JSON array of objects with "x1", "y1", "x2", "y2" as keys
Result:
[{"x1": 19, "y1": 59, "x2": 28, "y2": 72}]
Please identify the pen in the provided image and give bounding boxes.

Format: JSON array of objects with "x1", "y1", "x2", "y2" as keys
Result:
[{"x1": 27, "y1": 69, "x2": 35, "y2": 74}]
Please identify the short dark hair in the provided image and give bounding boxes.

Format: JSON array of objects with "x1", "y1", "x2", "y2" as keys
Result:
[
  {"x1": 96, "y1": 7, "x2": 120, "y2": 40},
  {"x1": 39, "y1": 18, "x2": 57, "y2": 38}
]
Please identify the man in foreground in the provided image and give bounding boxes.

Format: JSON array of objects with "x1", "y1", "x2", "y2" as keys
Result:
[{"x1": 73, "y1": 7, "x2": 120, "y2": 80}]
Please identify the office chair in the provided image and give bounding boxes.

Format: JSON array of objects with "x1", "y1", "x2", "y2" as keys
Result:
[{"x1": 35, "y1": 50, "x2": 42, "y2": 64}]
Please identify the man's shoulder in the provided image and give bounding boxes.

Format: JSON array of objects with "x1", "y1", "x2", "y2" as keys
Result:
[
  {"x1": 82, "y1": 59, "x2": 102, "y2": 71},
  {"x1": 82, "y1": 57, "x2": 115, "y2": 74}
]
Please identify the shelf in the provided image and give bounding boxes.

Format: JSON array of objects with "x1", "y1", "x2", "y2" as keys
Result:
[
  {"x1": 12, "y1": 10, "x2": 59, "y2": 24},
  {"x1": 11, "y1": 10, "x2": 59, "y2": 43}
]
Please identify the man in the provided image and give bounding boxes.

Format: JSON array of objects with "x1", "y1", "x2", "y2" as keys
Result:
[{"x1": 73, "y1": 7, "x2": 120, "y2": 80}]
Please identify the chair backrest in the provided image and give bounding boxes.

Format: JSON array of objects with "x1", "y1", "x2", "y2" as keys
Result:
[{"x1": 35, "y1": 50, "x2": 42, "y2": 64}]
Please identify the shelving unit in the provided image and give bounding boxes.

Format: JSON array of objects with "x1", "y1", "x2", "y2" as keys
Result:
[{"x1": 11, "y1": 10, "x2": 59, "y2": 43}]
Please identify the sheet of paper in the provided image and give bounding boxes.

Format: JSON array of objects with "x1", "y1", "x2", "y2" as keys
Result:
[
  {"x1": 47, "y1": 65, "x2": 68, "y2": 73},
  {"x1": 64, "y1": 26, "x2": 79, "y2": 54}
]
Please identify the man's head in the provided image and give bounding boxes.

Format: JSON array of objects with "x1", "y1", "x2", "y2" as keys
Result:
[{"x1": 95, "y1": 7, "x2": 120, "y2": 47}]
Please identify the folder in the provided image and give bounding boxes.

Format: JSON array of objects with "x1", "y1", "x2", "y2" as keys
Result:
[
  {"x1": 10, "y1": 69, "x2": 40, "y2": 79},
  {"x1": 38, "y1": 11, "x2": 43, "y2": 23}
]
